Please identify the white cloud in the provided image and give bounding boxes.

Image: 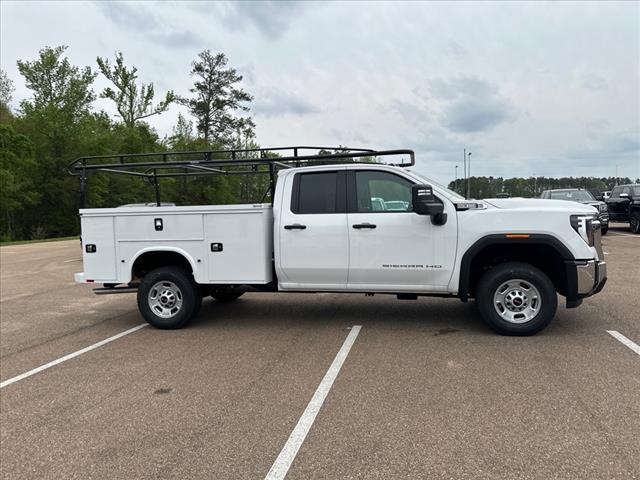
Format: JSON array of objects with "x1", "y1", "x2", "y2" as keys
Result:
[{"x1": 0, "y1": 0, "x2": 638, "y2": 183}]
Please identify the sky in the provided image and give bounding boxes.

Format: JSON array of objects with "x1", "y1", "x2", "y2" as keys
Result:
[{"x1": 1, "y1": 0, "x2": 639, "y2": 184}]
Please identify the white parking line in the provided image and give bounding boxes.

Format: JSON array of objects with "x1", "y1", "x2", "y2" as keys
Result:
[
  {"x1": 265, "y1": 325, "x2": 362, "y2": 480},
  {"x1": 0, "y1": 324, "x2": 148, "y2": 389},
  {"x1": 607, "y1": 330, "x2": 640, "y2": 355}
]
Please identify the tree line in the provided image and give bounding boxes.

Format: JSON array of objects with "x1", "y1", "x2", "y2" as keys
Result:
[
  {"x1": 1, "y1": 46, "x2": 260, "y2": 241},
  {"x1": 1, "y1": 46, "x2": 638, "y2": 241},
  {"x1": 448, "y1": 176, "x2": 638, "y2": 200}
]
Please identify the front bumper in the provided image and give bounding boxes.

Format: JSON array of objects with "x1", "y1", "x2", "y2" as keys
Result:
[
  {"x1": 598, "y1": 213, "x2": 609, "y2": 226},
  {"x1": 565, "y1": 259, "x2": 607, "y2": 308}
]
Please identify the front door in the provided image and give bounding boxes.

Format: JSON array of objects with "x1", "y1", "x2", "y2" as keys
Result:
[
  {"x1": 346, "y1": 169, "x2": 457, "y2": 292},
  {"x1": 277, "y1": 169, "x2": 349, "y2": 290},
  {"x1": 607, "y1": 185, "x2": 632, "y2": 220}
]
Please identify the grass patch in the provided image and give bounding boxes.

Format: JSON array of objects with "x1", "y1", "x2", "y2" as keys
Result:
[{"x1": 0, "y1": 236, "x2": 79, "y2": 247}]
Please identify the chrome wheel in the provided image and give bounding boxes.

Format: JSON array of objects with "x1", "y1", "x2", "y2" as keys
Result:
[
  {"x1": 148, "y1": 281, "x2": 183, "y2": 318},
  {"x1": 493, "y1": 279, "x2": 541, "y2": 324}
]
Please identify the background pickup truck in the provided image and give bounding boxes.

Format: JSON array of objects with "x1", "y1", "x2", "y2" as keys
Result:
[{"x1": 72, "y1": 147, "x2": 607, "y2": 335}]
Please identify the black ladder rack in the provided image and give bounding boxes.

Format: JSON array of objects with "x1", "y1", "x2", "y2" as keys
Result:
[{"x1": 68, "y1": 146, "x2": 415, "y2": 208}]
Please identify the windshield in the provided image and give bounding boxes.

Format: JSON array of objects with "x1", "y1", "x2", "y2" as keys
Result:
[
  {"x1": 634, "y1": 186, "x2": 640, "y2": 196},
  {"x1": 407, "y1": 170, "x2": 466, "y2": 200},
  {"x1": 548, "y1": 190, "x2": 595, "y2": 202}
]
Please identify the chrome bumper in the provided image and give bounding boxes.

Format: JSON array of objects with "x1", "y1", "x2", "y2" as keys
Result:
[
  {"x1": 565, "y1": 259, "x2": 607, "y2": 308},
  {"x1": 576, "y1": 260, "x2": 607, "y2": 295}
]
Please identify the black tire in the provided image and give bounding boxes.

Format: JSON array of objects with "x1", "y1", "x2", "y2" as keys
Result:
[
  {"x1": 476, "y1": 262, "x2": 557, "y2": 336},
  {"x1": 137, "y1": 267, "x2": 202, "y2": 329},
  {"x1": 630, "y1": 211, "x2": 640, "y2": 234},
  {"x1": 210, "y1": 287, "x2": 245, "y2": 303},
  {"x1": 601, "y1": 226, "x2": 608, "y2": 235}
]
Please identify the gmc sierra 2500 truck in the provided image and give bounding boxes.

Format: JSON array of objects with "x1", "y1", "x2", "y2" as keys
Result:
[{"x1": 70, "y1": 147, "x2": 607, "y2": 335}]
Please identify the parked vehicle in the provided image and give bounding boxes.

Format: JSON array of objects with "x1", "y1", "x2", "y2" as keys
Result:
[
  {"x1": 588, "y1": 188, "x2": 604, "y2": 201},
  {"x1": 70, "y1": 147, "x2": 607, "y2": 336},
  {"x1": 602, "y1": 191, "x2": 611, "y2": 201},
  {"x1": 606, "y1": 184, "x2": 640, "y2": 233},
  {"x1": 539, "y1": 188, "x2": 609, "y2": 234}
]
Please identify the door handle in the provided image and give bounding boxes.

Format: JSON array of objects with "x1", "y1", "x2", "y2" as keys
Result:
[
  {"x1": 284, "y1": 224, "x2": 307, "y2": 230},
  {"x1": 353, "y1": 223, "x2": 376, "y2": 229}
]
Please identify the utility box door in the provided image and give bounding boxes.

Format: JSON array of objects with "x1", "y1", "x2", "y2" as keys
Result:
[
  {"x1": 81, "y1": 215, "x2": 117, "y2": 281},
  {"x1": 206, "y1": 210, "x2": 273, "y2": 283}
]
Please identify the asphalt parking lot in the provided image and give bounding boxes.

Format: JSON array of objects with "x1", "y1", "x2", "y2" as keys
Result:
[{"x1": 1, "y1": 225, "x2": 638, "y2": 480}]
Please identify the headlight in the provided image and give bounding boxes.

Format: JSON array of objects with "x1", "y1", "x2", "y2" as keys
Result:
[
  {"x1": 570, "y1": 214, "x2": 599, "y2": 246},
  {"x1": 598, "y1": 204, "x2": 607, "y2": 213}
]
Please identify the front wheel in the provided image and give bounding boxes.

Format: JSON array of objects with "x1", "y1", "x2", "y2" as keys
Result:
[
  {"x1": 476, "y1": 262, "x2": 557, "y2": 336},
  {"x1": 601, "y1": 226, "x2": 608, "y2": 235},
  {"x1": 137, "y1": 267, "x2": 202, "y2": 329},
  {"x1": 630, "y1": 211, "x2": 640, "y2": 234}
]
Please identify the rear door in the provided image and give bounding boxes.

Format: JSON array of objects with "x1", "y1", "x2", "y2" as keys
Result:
[{"x1": 277, "y1": 169, "x2": 349, "y2": 289}]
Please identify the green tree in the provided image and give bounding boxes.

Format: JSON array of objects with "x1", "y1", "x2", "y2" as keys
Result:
[
  {"x1": 180, "y1": 50, "x2": 254, "y2": 144},
  {"x1": 16, "y1": 46, "x2": 98, "y2": 237},
  {"x1": 96, "y1": 52, "x2": 175, "y2": 128},
  {"x1": 0, "y1": 69, "x2": 14, "y2": 109},
  {"x1": 0, "y1": 124, "x2": 39, "y2": 240},
  {"x1": 17, "y1": 46, "x2": 96, "y2": 143}
]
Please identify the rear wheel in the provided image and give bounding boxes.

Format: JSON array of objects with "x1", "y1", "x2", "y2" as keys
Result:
[
  {"x1": 137, "y1": 267, "x2": 202, "y2": 329},
  {"x1": 476, "y1": 262, "x2": 557, "y2": 336},
  {"x1": 630, "y1": 211, "x2": 640, "y2": 234}
]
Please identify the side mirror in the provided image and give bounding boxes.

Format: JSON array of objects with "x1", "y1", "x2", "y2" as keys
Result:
[
  {"x1": 620, "y1": 193, "x2": 630, "y2": 199},
  {"x1": 412, "y1": 184, "x2": 447, "y2": 225}
]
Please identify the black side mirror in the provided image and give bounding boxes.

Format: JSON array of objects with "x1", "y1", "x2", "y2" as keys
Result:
[{"x1": 412, "y1": 184, "x2": 447, "y2": 225}]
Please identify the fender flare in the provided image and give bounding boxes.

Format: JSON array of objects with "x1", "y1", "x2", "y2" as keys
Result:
[
  {"x1": 458, "y1": 234, "x2": 574, "y2": 301},
  {"x1": 129, "y1": 247, "x2": 198, "y2": 282}
]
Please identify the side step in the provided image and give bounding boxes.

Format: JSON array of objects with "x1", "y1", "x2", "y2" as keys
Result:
[{"x1": 93, "y1": 286, "x2": 138, "y2": 295}]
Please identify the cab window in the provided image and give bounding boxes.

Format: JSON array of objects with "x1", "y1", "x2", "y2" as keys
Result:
[
  {"x1": 610, "y1": 186, "x2": 623, "y2": 198},
  {"x1": 354, "y1": 171, "x2": 413, "y2": 213},
  {"x1": 291, "y1": 171, "x2": 345, "y2": 214}
]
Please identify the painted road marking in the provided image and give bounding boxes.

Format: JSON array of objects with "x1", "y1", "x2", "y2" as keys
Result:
[
  {"x1": 607, "y1": 330, "x2": 640, "y2": 355},
  {"x1": 64, "y1": 258, "x2": 81, "y2": 263},
  {"x1": 265, "y1": 326, "x2": 362, "y2": 480},
  {"x1": 0, "y1": 324, "x2": 148, "y2": 389}
]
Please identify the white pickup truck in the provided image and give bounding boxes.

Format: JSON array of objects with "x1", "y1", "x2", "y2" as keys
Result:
[{"x1": 71, "y1": 147, "x2": 607, "y2": 335}]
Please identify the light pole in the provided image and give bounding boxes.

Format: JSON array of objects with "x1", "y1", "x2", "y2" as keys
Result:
[
  {"x1": 455, "y1": 165, "x2": 458, "y2": 192},
  {"x1": 463, "y1": 149, "x2": 467, "y2": 198},
  {"x1": 467, "y1": 152, "x2": 472, "y2": 199}
]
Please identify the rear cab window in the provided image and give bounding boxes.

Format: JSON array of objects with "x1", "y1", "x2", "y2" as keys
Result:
[{"x1": 290, "y1": 171, "x2": 345, "y2": 214}]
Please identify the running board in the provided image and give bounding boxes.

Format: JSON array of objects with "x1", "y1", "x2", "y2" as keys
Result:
[{"x1": 93, "y1": 286, "x2": 138, "y2": 295}]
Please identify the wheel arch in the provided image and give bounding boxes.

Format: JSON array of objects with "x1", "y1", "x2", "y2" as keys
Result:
[
  {"x1": 130, "y1": 247, "x2": 197, "y2": 282},
  {"x1": 458, "y1": 234, "x2": 574, "y2": 301}
]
